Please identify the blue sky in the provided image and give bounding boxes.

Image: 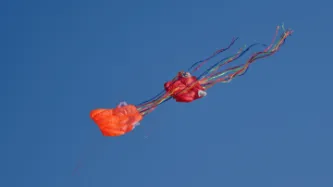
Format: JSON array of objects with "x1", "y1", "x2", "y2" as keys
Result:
[{"x1": 2, "y1": 0, "x2": 333, "y2": 186}]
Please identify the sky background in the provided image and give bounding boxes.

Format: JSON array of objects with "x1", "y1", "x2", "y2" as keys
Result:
[{"x1": 2, "y1": 0, "x2": 333, "y2": 186}]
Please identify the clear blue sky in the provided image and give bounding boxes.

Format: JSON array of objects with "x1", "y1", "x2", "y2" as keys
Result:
[{"x1": 2, "y1": 0, "x2": 333, "y2": 186}]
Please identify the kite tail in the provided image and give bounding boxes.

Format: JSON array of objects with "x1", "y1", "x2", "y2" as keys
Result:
[
  {"x1": 198, "y1": 42, "x2": 264, "y2": 80},
  {"x1": 187, "y1": 37, "x2": 239, "y2": 73},
  {"x1": 137, "y1": 94, "x2": 172, "y2": 116},
  {"x1": 137, "y1": 78, "x2": 180, "y2": 116},
  {"x1": 136, "y1": 75, "x2": 178, "y2": 108},
  {"x1": 201, "y1": 24, "x2": 293, "y2": 89}
]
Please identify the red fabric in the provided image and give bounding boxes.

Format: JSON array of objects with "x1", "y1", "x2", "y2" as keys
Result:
[
  {"x1": 90, "y1": 105, "x2": 143, "y2": 136},
  {"x1": 164, "y1": 76, "x2": 205, "y2": 103}
]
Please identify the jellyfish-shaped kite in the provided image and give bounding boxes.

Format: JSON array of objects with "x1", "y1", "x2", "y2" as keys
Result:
[
  {"x1": 163, "y1": 71, "x2": 207, "y2": 102},
  {"x1": 90, "y1": 24, "x2": 293, "y2": 136}
]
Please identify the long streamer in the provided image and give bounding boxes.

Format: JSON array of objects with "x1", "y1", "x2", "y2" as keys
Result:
[
  {"x1": 201, "y1": 24, "x2": 293, "y2": 88},
  {"x1": 187, "y1": 37, "x2": 239, "y2": 72}
]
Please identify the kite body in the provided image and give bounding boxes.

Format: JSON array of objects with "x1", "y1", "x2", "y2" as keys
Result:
[
  {"x1": 164, "y1": 72, "x2": 207, "y2": 103},
  {"x1": 90, "y1": 102, "x2": 143, "y2": 136}
]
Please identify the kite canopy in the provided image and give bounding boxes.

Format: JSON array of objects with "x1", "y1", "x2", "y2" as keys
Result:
[
  {"x1": 164, "y1": 74, "x2": 205, "y2": 103},
  {"x1": 90, "y1": 102, "x2": 143, "y2": 136}
]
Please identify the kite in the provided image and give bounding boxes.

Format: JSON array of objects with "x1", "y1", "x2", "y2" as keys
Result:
[
  {"x1": 90, "y1": 24, "x2": 293, "y2": 136},
  {"x1": 90, "y1": 102, "x2": 142, "y2": 136},
  {"x1": 164, "y1": 71, "x2": 207, "y2": 103}
]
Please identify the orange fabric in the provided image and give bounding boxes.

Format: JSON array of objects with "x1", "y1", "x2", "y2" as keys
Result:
[
  {"x1": 164, "y1": 76, "x2": 205, "y2": 103},
  {"x1": 90, "y1": 105, "x2": 143, "y2": 136}
]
